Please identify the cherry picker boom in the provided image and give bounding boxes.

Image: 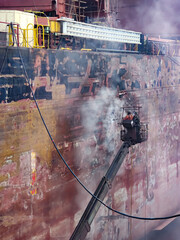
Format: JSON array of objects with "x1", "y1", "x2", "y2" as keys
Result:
[{"x1": 70, "y1": 111, "x2": 148, "y2": 240}]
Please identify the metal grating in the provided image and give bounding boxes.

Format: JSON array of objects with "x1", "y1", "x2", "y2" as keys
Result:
[{"x1": 58, "y1": 17, "x2": 141, "y2": 44}]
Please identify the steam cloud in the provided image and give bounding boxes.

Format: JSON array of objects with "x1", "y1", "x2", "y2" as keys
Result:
[
  {"x1": 111, "y1": 0, "x2": 180, "y2": 35},
  {"x1": 138, "y1": 0, "x2": 179, "y2": 35},
  {"x1": 81, "y1": 87, "x2": 124, "y2": 153}
]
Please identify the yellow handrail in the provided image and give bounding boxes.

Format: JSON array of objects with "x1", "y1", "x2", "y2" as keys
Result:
[
  {"x1": 27, "y1": 23, "x2": 34, "y2": 48},
  {"x1": 22, "y1": 29, "x2": 26, "y2": 47},
  {"x1": 8, "y1": 17, "x2": 49, "y2": 48},
  {"x1": 25, "y1": 10, "x2": 50, "y2": 27},
  {"x1": 8, "y1": 25, "x2": 13, "y2": 46}
]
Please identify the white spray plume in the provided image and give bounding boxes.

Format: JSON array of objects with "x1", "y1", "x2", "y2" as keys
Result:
[
  {"x1": 141, "y1": 0, "x2": 178, "y2": 35},
  {"x1": 81, "y1": 87, "x2": 124, "y2": 153},
  {"x1": 111, "y1": 0, "x2": 180, "y2": 35}
]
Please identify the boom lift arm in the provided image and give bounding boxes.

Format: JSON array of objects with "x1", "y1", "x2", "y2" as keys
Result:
[
  {"x1": 70, "y1": 142, "x2": 130, "y2": 240},
  {"x1": 70, "y1": 111, "x2": 148, "y2": 240}
]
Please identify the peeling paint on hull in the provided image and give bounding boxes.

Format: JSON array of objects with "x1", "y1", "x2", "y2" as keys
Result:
[{"x1": 0, "y1": 47, "x2": 180, "y2": 240}]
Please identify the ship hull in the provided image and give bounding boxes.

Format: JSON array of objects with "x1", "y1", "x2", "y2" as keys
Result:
[{"x1": 0, "y1": 47, "x2": 180, "y2": 240}]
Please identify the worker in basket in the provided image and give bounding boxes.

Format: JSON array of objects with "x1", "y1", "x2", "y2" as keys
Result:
[
  {"x1": 123, "y1": 111, "x2": 133, "y2": 121},
  {"x1": 121, "y1": 111, "x2": 141, "y2": 143}
]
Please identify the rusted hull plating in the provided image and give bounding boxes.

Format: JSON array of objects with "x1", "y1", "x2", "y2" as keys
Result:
[{"x1": 0, "y1": 47, "x2": 180, "y2": 240}]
